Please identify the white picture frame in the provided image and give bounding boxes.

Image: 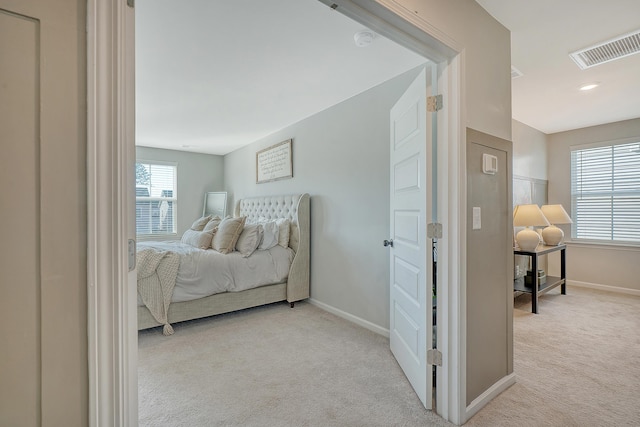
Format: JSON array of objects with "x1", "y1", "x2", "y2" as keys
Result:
[{"x1": 256, "y1": 139, "x2": 293, "y2": 184}]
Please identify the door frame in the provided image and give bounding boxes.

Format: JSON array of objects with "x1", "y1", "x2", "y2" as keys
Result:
[
  {"x1": 87, "y1": 1, "x2": 137, "y2": 426},
  {"x1": 87, "y1": 0, "x2": 467, "y2": 425}
]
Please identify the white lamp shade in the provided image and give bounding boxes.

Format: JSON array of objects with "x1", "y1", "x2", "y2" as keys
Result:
[
  {"x1": 540, "y1": 204, "x2": 572, "y2": 245},
  {"x1": 513, "y1": 204, "x2": 550, "y2": 227},
  {"x1": 540, "y1": 204, "x2": 572, "y2": 225}
]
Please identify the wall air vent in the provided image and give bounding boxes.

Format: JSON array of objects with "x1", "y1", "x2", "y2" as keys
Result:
[
  {"x1": 570, "y1": 29, "x2": 640, "y2": 69},
  {"x1": 511, "y1": 65, "x2": 523, "y2": 79}
]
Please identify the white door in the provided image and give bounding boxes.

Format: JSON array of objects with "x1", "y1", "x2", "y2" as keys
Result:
[
  {"x1": 389, "y1": 66, "x2": 434, "y2": 408},
  {"x1": 0, "y1": 1, "x2": 87, "y2": 424}
]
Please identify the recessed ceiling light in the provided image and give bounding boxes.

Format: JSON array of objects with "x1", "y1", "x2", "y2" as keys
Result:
[{"x1": 579, "y1": 83, "x2": 599, "y2": 91}]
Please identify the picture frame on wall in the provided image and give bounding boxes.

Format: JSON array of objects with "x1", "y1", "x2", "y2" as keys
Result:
[{"x1": 256, "y1": 139, "x2": 293, "y2": 184}]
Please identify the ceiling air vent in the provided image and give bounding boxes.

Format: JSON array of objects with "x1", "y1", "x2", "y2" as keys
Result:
[
  {"x1": 511, "y1": 66, "x2": 523, "y2": 79},
  {"x1": 570, "y1": 29, "x2": 640, "y2": 69}
]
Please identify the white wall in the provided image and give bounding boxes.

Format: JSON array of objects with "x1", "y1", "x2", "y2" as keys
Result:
[
  {"x1": 136, "y1": 146, "x2": 224, "y2": 238},
  {"x1": 224, "y1": 66, "x2": 425, "y2": 329},
  {"x1": 547, "y1": 118, "x2": 640, "y2": 292},
  {"x1": 512, "y1": 119, "x2": 548, "y2": 180}
]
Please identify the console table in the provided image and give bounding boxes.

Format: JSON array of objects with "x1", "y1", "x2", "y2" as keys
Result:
[{"x1": 514, "y1": 244, "x2": 566, "y2": 313}]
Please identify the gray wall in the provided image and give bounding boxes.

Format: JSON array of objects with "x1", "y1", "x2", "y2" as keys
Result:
[
  {"x1": 466, "y1": 129, "x2": 513, "y2": 405},
  {"x1": 512, "y1": 119, "x2": 548, "y2": 180},
  {"x1": 402, "y1": 0, "x2": 512, "y2": 140},
  {"x1": 512, "y1": 119, "x2": 549, "y2": 274},
  {"x1": 547, "y1": 118, "x2": 640, "y2": 292},
  {"x1": 224, "y1": 66, "x2": 425, "y2": 329},
  {"x1": 136, "y1": 146, "x2": 224, "y2": 238}
]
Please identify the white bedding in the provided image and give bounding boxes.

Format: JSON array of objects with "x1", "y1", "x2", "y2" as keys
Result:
[{"x1": 137, "y1": 241, "x2": 294, "y2": 306}]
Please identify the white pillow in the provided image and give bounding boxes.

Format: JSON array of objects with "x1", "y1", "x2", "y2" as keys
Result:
[
  {"x1": 258, "y1": 220, "x2": 279, "y2": 250},
  {"x1": 181, "y1": 229, "x2": 214, "y2": 249},
  {"x1": 275, "y1": 218, "x2": 290, "y2": 248},
  {"x1": 235, "y1": 224, "x2": 263, "y2": 257}
]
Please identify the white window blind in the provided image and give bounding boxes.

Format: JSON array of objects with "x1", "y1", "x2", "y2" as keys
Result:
[
  {"x1": 135, "y1": 162, "x2": 177, "y2": 236},
  {"x1": 570, "y1": 141, "x2": 640, "y2": 243}
]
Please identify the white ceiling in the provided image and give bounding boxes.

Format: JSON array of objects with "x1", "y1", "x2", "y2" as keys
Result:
[
  {"x1": 476, "y1": 0, "x2": 640, "y2": 135},
  {"x1": 135, "y1": 0, "x2": 427, "y2": 155}
]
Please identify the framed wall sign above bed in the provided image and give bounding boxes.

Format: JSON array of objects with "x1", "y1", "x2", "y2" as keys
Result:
[{"x1": 256, "y1": 139, "x2": 293, "y2": 184}]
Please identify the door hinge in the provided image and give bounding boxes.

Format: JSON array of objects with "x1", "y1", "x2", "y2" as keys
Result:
[
  {"x1": 427, "y1": 94, "x2": 443, "y2": 112},
  {"x1": 427, "y1": 223, "x2": 443, "y2": 239},
  {"x1": 427, "y1": 348, "x2": 442, "y2": 366},
  {"x1": 127, "y1": 0, "x2": 134, "y2": 8}
]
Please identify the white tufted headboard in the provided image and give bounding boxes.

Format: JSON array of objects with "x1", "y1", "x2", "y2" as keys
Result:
[
  {"x1": 235, "y1": 193, "x2": 308, "y2": 253},
  {"x1": 234, "y1": 194, "x2": 310, "y2": 302}
]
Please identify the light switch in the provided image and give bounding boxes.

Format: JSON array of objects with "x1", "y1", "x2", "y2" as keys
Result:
[{"x1": 473, "y1": 207, "x2": 481, "y2": 230}]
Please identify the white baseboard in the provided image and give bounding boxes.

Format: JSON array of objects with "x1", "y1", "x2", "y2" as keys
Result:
[
  {"x1": 308, "y1": 298, "x2": 390, "y2": 337},
  {"x1": 568, "y1": 280, "x2": 640, "y2": 297},
  {"x1": 463, "y1": 373, "x2": 516, "y2": 424}
]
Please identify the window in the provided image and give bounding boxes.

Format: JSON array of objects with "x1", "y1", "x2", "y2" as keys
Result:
[
  {"x1": 570, "y1": 140, "x2": 640, "y2": 243},
  {"x1": 136, "y1": 161, "x2": 177, "y2": 236}
]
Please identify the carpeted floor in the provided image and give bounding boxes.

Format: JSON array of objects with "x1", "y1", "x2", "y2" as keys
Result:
[
  {"x1": 138, "y1": 301, "x2": 451, "y2": 427},
  {"x1": 465, "y1": 286, "x2": 640, "y2": 426},
  {"x1": 139, "y1": 286, "x2": 640, "y2": 426}
]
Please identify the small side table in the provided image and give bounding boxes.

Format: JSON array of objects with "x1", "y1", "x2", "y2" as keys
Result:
[{"x1": 514, "y1": 244, "x2": 566, "y2": 313}]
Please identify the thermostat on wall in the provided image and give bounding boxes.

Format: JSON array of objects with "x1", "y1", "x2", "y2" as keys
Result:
[{"x1": 483, "y1": 153, "x2": 498, "y2": 175}]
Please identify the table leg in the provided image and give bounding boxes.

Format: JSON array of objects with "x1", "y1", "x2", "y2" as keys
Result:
[
  {"x1": 561, "y1": 247, "x2": 566, "y2": 295},
  {"x1": 531, "y1": 254, "x2": 538, "y2": 314}
]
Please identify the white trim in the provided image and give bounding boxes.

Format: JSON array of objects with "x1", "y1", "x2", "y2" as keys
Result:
[
  {"x1": 308, "y1": 298, "x2": 390, "y2": 337},
  {"x1": 569, "y1": 135, "x2": 640, "y2": 152},
  {"x1": 568, "y1": 280, "x2": 640, "y2": 297},
  {"x1": 565, "y1": 240, "x2": 640, "y2": 251},
  {"x1": 87, "y1": 0, "x2": 137, "y2": 425},
  {"x1": 464, "y1": 373, "x2": 516, "y2": 422},
  {"x1": 449, "y1": 50, "x2": 467, "y2": 426}
]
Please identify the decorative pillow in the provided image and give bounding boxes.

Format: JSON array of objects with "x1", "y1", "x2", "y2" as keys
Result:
[
  {"x1": 202, "y1": 215, "x2": 223, "y2": 233},
  {"x1": 181, "y1": 229, "x2": 214, "y2": 249},
  {"x1": 235, "y1": 224, "x2": 264, "y2": 257},
  {"x1": 211, "y1": 216, "x2": 246, "y2": 254},
  {"x1": 190, "y1": 215, "x2": 212, "y2": 231},
  {"x1": 258, "y1": 220, "x2": 279, "y2": 250},
  {"x1": 275, "y1": 218, "x2": 290, "y2": 248}
]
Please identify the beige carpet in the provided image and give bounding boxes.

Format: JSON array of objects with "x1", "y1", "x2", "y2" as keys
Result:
[
  {"x1": 139, "y1": 286, "x2": 640, "y2": 426},
  {"x1": 138, "y1": 301, "x2": 452, "y2": 427},
  {"x1": 465, "y1": 286, "x2": 640, "y2": 426}
]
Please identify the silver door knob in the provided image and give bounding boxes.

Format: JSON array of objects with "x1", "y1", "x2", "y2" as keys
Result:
[{"x1": 383, "y1": 239, "x2": 394, "y2": 247}]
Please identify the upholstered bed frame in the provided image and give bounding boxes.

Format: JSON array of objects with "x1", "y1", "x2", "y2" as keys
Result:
[{"x1": 137, "y1": 193, "x2": 310, "y2": 330}]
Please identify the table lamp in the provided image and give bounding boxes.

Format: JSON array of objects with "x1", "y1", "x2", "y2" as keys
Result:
[
  {"x1": 540, "y1": 204, "x2": 572, "y2": 245},
  {"x1": 513, "y1": 204, "x2": 549, "y2": 251}
]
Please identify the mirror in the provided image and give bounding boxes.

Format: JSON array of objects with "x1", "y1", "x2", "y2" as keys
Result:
[{"x1": 203, "y1": 192, "x2": 227, "y2": 218}]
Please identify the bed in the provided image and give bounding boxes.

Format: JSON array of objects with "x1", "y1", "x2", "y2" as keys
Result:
[{"x1": 137, "y1": 193, "x2": 310, "y2": 332}]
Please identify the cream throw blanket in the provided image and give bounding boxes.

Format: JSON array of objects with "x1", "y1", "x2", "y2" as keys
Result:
[{"x1": 137, "y1": 248, "x2": 180, "y2": 335}]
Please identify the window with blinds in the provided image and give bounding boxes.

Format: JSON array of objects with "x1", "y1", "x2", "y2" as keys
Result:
[
  {"x1": 135, "y1": 161, "x2": 177, "y2": 236},
  {"x1": 570, "y1": 141, "x2": 640, "y2": 243}
]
